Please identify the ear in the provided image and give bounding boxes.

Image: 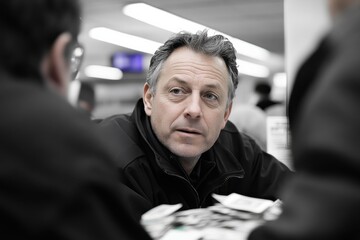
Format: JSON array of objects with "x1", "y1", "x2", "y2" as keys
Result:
[
  {"x1": 221, "y1": 101, "x2": 233, "y2": 129},
  {"x1": 41, "y1": 33, "x2": 72, "y2": 96},
  {"x1": 143, "y1": 83, "x2": 153, "y2": 116}
]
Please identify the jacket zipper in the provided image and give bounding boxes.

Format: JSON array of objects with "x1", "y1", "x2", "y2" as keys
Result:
[
  {"x1": 199, "y1": 174, "x2": 244, "y2": 207},
  {"x1": 164, "y1": 170, "x2": 201, "y2": 207}
]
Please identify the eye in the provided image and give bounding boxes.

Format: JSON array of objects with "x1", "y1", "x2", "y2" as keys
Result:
[
  {"x1": 169, "y1": 87, "x2": 185, "y2": 95},
  {"x1": 203, "y1": 92, "x2": 218, "y2": 101}
]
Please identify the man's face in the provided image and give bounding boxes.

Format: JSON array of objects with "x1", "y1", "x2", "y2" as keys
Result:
[{"x1": 144, "y1": 47, "x2": 232, "y2": 158}]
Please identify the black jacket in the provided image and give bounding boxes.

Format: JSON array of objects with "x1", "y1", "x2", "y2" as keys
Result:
[
  {"x1": 0, "y1": 73, "x2": 151, "y2": 240},
  {"x1": 99, "y1": 99, "x2": 291, "y2": 218},
  {"x1": 249, "y1": 5, "x2": 360, "y2": 240}
]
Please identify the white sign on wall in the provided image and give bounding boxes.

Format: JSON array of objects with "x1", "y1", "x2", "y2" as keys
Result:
[{"x1": 266, "y1": 116, "x2": 293, "y2": 170}]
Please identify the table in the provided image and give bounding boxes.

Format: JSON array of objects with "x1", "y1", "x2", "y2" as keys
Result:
[{"x1": 141, "y1": 193, "x2": 282, "y2": 240}]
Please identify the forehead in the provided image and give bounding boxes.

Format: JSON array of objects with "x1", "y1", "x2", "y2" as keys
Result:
[{"x1": 160, "y1": 47, "x2": 229, "y2": 84}]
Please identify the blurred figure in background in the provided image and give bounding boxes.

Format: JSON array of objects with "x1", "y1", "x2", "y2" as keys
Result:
[
  {"x1": 253, "y1": 81, "x2": 282, "y2": 111},
  {"x1": 249, "y1": 0, "x2": 360, "y2": 239},
  {"x1": 0, "y1": 0, "x2": 151, "y2": 239},
  {"x1": 228, "y1": 104, "x2": 267, "y2": 150}
]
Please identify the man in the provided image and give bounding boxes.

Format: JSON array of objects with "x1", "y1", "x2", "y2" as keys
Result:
[
  {"x1": 253, "y1": 81, "x2": 282, "y2": 111},
  {"x1": 249, "y1": 0, "x2": 360, "y2": 239},
  {"x1": 0, "y1": 1, "x2": 151, "y2": 239},
  {"x1": 99, "y1": 30, "x2": 291, "y2": 218},
  {"x1": 228, "y1": 104, "x2": 267, "y2": 151}
]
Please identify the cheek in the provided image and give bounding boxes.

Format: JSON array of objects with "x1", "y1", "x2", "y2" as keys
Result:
[
  {"x1": 209, "y1": 110, "x2": 228, "y2": 126},
  {"x1": 205, "y1": 115, "x2": 225, "y2": 135},
  {"x1": 221, "y1": 117, "x2": 227, "y2": 129},
  {"x1": 153, "y1": 99, "x2": 180, "y2": 119},
  {"x1": 151, "y1": 103, "x2": 173, "y2": 128}
]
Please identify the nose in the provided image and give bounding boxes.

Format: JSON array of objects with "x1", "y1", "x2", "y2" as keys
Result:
[{"x1": 184, "y1": 94, "x2": 202, "y2": 119}]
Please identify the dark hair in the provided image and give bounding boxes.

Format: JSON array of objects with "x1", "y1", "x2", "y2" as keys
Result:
[
  {"x1": 0, "y1": 0, "x2": 81, "y2": 82},
  {"x1": 146, "y1": 30, "x2": 239, "y2": 105},
  {"x1": 255, "y1": 81, "x2": 272, "y2": 95}
]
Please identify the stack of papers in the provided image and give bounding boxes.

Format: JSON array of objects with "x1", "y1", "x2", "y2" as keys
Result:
[{"x1": 140, "y1": 193, "x2": 282, "y2": 240}]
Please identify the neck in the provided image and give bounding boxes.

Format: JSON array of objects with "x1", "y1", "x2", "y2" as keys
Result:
[{"x1": 178, "y1": 155, "x2": 201, "y2": 175}]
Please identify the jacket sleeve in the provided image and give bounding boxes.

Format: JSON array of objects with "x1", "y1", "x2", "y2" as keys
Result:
[
  {"x1": 246, "y1": 138, "x2": 293, "y2": 201},
  {"x1": 97, "y1": 115, "x2": 154, "y2": 220},
  {"x1": 220, "y1": 121, "x2": 293, "y2": 201}
]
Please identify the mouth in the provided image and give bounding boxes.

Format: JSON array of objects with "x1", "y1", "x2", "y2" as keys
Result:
[{"x1": 177, "y1": 128, "x2": 201, "y2": 135}]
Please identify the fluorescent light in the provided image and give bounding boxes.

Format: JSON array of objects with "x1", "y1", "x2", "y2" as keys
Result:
[
  {"x1": 237, "y1": 59, "x2": 270, "y2": 78},
  {"x1": 89, "y1": 28, "x2": 270, "y2": 78},
  {"x1": 89, "y1": 27, "x2": 162, "y2": 54},
  {"x1": 123, "y1": 3, "x2": 207, "y2": 36},
  {"x1": 123, "y1": 3, "x2": 271, "y2": 61},
  {"x1": 85, "y1": 65, "x2": 123, "y2": 80}
]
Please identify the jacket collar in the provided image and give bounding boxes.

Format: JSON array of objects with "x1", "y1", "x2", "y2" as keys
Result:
[
  {"x1": 131, "y1": 99, "x2": 184, "y2": 175},
  {"x1": 131, "y1": 99, "x2": 245, "y2": 178}
]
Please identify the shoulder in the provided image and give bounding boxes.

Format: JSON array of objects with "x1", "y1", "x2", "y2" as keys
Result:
[
  {"x1": 218, "y1": 120, "x2": 263, "y2": 160},
  {"x1": 220, "y1": 120, "x2": 259, "y2": 147},
  {"x1": 98, "y1": 113, "x2": 139, "y2": 148},
  {"x1": 98, "y1": 113, "x2": 134, "y2": 132},
  {"x1": 0, "y1": 79, "x2": 119, "y2": 183},
  {"x1": 97, "y1": 114, "x2": 146, "y2": 169},
  {"x1": 1, "y1": 81, "x2": 93, "y2": 138}
]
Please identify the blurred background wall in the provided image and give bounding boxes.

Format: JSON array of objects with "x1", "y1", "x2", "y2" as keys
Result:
[{"x1": 70, "y1": 0, "x2": 287, "y2": 119}]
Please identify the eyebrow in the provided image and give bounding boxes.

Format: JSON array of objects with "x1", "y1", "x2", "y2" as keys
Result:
[{"x1": 170, "y1": 77, "x2": 223, "y2": 90}]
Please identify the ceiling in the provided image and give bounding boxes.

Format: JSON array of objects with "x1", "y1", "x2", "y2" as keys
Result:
[
  {"x1": 76, "y1": 0, "x2": 285, "y2": 116},
  {"x1": 78, "y1": 0, "x2": 285, "y2": 79}
]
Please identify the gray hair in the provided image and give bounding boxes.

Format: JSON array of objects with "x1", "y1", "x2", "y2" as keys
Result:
[{"x1": 146, "y1": 30, "x2": 239, "y2": 105}]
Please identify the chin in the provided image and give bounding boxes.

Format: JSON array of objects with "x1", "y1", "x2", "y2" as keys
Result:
[{"x1": 169, "y1": 145, "x2": 206, "y2": 158}]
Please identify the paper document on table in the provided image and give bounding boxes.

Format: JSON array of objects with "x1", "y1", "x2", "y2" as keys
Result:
[
  {"x1": 212, "y1": 193, "x2": 275, "y2": 214},
  {"x1": 141, "y1": 203, "x2": 183, "y2": 221},
  {"x1": 141, "y1": 204, "x2": 183, "y2": 239}
]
